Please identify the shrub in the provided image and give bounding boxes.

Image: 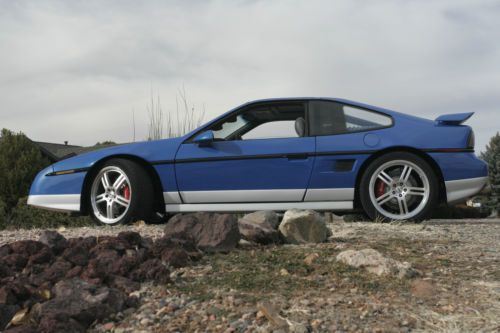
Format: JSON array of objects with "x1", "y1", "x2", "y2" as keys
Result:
[
  {"x1": 481, "y1": 132, "x2": 500, "y2": 216},
  {"x1": 2, "y1": 197, "x2": 94, "y2": 230},
  {"x1": 0, "y1": 128, "x2": 51, "y2": 212}
]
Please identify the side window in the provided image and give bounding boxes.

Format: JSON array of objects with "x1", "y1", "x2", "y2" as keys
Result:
[
  {"x1": 309, "y1": 101, "x2": 392, "y2": 136},
  {"x1": 242, "y1": 120, "x2": 297, "y2": 140},
  {"x1": 206, "y1": 103, "x2": 306, "y2": 141}
]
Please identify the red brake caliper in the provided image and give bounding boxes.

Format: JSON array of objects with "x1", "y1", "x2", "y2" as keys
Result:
[
  {"x1": 123, "y1": 185, "x2": 131, "y2": 200},
  {"x1": 375, "y1": 180, "x2": 386, "y2": 198}
]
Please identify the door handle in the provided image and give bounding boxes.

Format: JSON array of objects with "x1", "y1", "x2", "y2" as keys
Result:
[{"x1": 286, "y1": 153, "x2": 309, "y2": 160}]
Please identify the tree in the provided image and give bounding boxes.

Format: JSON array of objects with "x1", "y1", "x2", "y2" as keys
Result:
[
  {"x1": 0, "y1": 129, "x2": 51, "y2": 215},
  {"x1": 481, "y1": 132, "x2": 500, "y2": 216}
]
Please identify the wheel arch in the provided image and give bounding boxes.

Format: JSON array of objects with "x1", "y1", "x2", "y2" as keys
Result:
[
  {"x1": 80, "y1": 154, "x2": 165, "y2": 215},
  {"x1": 354, "y1": 146, "x2": 447, "y2": 209}
]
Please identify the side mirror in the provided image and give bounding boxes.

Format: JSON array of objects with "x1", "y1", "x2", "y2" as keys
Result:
[{"x1": 192, "y1": 130, "x2": 215, "y2": 147}]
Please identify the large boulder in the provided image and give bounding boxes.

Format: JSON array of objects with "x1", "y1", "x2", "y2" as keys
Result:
[
  {"x1": 336, "y1": 248, "x2": 417, "y2": 278},
  {"x1": 241, "y1": 211, "x2": 280, "y2": 229},
  {"x1": 164, "y1": 213, "x2": 240, "y2": 252},
  {"x1": 238, "y1": 211, "x2": 281, "y2": 244},
  {"x1": 278, "y1": 210, "x2": 328, "y2": 244}
]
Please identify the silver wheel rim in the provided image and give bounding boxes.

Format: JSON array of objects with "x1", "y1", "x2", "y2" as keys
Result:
[
  {"x1": 90, "y1": 166, "x2": 132, "y2": 224},
  {"x1": 369, "y1": 160, "x2": 430, "y2": 220}
]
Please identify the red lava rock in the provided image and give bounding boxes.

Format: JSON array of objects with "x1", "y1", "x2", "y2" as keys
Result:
[
  {"x1": 0, "y1": 230, "x2": 201, "y2": 332},
  {"x1": 68, "y1": 236, "x2": 97, "y2": 251},
  {"x1": 86, "y1": 249, "x2": 121, "y2": 278},
  {"x1": 117, "y1": 231, "x2": 143, "y2": 247},
  {"x1": 165, "y1": 212, "x2": 241, "y2": 252},
  {"x1": 28, "y1": 246, "x2": 54, "y2": 265},
  {"x1": 3, "y1": 253, "x2": 28, "y2": 271},
  {"x1": 0, "y1": 285, "x2": 17, "y2": 304},
  {"x1": 0, "y1": 244, "x2": 12, "y2": 256},
  {"x1": 9, "y1": 240, "x2": 46, "y2": 256},
  {"x1": 62, "y1": 245, "x2": 89, "y2": 266},
  {"x1": 35, "y1": 260, "x2": 73, "y2": 285},
  {"x1": 0, "y1": 304, "x2": 20, "y2": 331},
  {"x1": 37, "y1": 314, "x2": 86, "y2": 333},
  {"x1": 129, "y1": 259, "x2": 170, "y2": 284},
  {"x1": 65, "y1": 266, "x2": 83, "y2": 279},
  {"x1": 4, "y1": 324, "x2": 38, "y2": 333},
  {"x1": 108, "y1": 275, "x2": 140, "y2": 294},
  {"x1": 39, "y1": 231, "x2": 68, "y2": 255}
]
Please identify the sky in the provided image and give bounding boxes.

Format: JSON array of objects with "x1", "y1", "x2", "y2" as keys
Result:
[{"x1": 0, "y1": 0, "x2": 499, "y2": 152}]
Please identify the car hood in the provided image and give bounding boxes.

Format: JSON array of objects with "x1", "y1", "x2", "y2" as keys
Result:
[{"x1": 51, "y1": 137, "x2": 184, "y2": 172}]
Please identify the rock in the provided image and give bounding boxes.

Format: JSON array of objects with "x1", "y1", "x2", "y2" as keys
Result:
[
  {"x1": 108, "y1": 275, "x2": 140, "y2": 294},
  {"x1": 62, "y1": 245, "x2": 89, "y2": 267},
  {"x1": 129, "y1": 259, "x2": 170, "y2": 284},
  {"x1": 164, "y1": 213, "x2": 240, "y2": 252},
  {"x1": 0, "y1": 304, "x2": 20, "y2": 330},
  {"x1": 411, "y1": 279, "x2": 435, "y2": 298},
  {"x1": 85, "y1": 249, "x2": 121, "y2": 279},
  {"x1": 34, "y1": 260, "x2": 73, "y2": 285},
  {"x1": 279, "y1": 210, "x2": 328, "y2": 244},
  {"x1": 37, "y1": 314, "x2": 86, "y2": 333},
  {"x1": 36, "y1": 278, "x2": 127, "y2": 328},
  {"x1": 238, "y1": 219, "x2": 280, "y2": 245},
  {"x1": 336, "y1": 249, "x2": 417, "y2": 278},
  {"x1": 4, "y1": 324, "x2": 38, "y2": 333},
  {"x1": 303, "y1": 253, "x2": 320, "y2": 266},
  {"x1": 151, "y1": 237, "x2": 194, "y2": 268},
  {"x1": 117, "y1": 231, "x2": 143, "y2": 247},
  {"x1": 39, "y1": 231, "x2": 68, "y2": 255},
  {"x1": 4, "y1": 254, "x2": 28, "y2": 271},
  {"x1": 0, "y1": 244, "x2": 12, "y2": 257},
  {"x1": 28, "y1": 247, "x2": 54, "y2": 266},
  {"x1": 9, "y1": 241, "x2": 46, "y2": 257},
  {"x1": 240, "y1": 211, "x2": 280, "y2": 229},
  {"x1": 257, "y1": 302, "x2": 288, "y2": 328}
]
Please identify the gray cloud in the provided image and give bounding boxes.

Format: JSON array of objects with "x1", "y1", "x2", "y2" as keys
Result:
[{"x1": 0, "y1": 0, "x2": 499, "y2": 151}]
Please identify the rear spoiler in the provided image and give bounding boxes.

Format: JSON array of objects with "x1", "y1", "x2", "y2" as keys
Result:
[{"x1": 435, "y1": 112, "x2": 474, "y2": 125}]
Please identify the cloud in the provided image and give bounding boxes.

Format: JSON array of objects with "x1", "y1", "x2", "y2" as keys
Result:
[{"x1": 0, "y1": 0, "x2": 498, "y2": 150}]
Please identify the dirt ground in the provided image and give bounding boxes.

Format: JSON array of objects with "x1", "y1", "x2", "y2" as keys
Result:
[{"x1": 92, "y1": 219, "x2": 499, "y2": 333}]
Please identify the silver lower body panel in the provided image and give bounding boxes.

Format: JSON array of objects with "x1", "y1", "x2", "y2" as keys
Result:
[
  {"x1": 27, "y1": 194, "x2": 81, "y2": 212},
  {"x1": 445, "y1": 176, "x2": 488, "y2": 204},
  {"x1": 166, "y1": 201, "x2": 353, "y2": 213}
]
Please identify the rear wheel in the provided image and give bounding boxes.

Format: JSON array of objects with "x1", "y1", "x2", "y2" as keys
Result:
[
  {"x1": 360, "y1": 152, "x2": 439, "y2": 221},
  {"x1": 89, "y1": 159, "x2": 153, "y2": 225}
]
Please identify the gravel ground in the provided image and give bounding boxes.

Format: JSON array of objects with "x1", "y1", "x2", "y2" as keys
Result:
[{"x1": 2, "y1": 219, "x2": 499, "y2": 332}]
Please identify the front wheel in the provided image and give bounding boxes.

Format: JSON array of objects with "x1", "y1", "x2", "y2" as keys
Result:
[
  {"x1": 89, "y1": 159, "x2": 154, "y2": 225},
  {"x1": 359, "y1": 152, "x2": 439, "y2": 222}
]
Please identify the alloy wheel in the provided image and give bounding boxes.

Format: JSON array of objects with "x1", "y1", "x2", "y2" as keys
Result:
[
  {"x1": 368, "y1": 160, "x2": 430, "y2": 220},
  {"x1": 90, "y1": 166, "x2": 132, "y2": 224}
]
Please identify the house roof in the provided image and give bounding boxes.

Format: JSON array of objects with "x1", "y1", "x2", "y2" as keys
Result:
[{"x1": 33, "y1": 141, "x2": 86, "y2": 161}]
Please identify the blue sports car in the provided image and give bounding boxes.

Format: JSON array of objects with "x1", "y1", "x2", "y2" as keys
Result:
[{"x1": 28, "y1": 98, "x2": 488, "y2": 224}]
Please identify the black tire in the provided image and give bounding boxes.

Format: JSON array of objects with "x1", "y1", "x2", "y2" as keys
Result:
[
  {"x1": 359, "y1": 152, "x2": 439, "y2": 222},
  {"x1": 89, "y1": 158, "x2": 154, "y2": 225}
]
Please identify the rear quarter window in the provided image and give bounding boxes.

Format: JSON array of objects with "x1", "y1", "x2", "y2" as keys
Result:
[{"x1": 309, "y1": 101, "x2": 392, "y2": 136}]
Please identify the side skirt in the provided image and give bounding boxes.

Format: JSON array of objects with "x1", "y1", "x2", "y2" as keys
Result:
[{"x1": 165, "y1": 201, "x2": 353, "y2": 213}]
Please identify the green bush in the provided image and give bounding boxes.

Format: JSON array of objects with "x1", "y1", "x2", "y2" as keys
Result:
[
  {"x1": 0, "y1": 129, "x2": 51, "y2": 212},
  {"x1": 0, "y1": 197, "x2": 7, "y2": 228},
  {"x1": 1, "y1": 197, "x2": 94, "y2": 230}
]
